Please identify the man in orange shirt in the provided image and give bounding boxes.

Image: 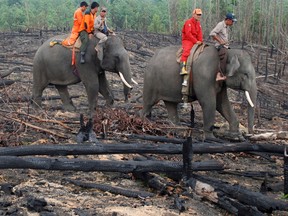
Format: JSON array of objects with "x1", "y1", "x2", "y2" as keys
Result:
[
  {"x1": 62, "y1": 1, "x2": 88, "y2": 46},
  {"x1": 79, "y1": 1, "x2": 99, "y2": 63}
]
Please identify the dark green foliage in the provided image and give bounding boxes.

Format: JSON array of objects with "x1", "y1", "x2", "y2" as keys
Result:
[{"x1": 0, "y1": 0, "x2": 287, "y2": 47}]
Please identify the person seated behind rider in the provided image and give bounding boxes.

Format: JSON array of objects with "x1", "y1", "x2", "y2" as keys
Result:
[
  {"x1": 180, "y1": 8, "x2": 203, "y2": 77},
  {"x1": 209, "y1": 12, "x2": 237, "y2": 81},
  {"x1": 78, "y1": 1, "x2": 99, "y2": 64},
  {"x1": 94, "y1": 6, "x2": 115, "y2": 61}
]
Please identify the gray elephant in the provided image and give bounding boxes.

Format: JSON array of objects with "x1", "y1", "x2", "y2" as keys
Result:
[
  {"x1": 32, "y1": 34, "x2": 136, "y2": 117},
  {"x1": 142, "y1": 45, "x2": 257, "y2": 140}
]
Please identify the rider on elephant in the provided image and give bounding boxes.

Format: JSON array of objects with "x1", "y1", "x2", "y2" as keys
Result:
[
  {"x1": 78, "y1": 1, "x2": 99, "y2": 64},
  {"x1": 210, "y1": 12, "x2": 237, "y2": 81},
  {"x1": 94, "y1": 7, "x2": 115, "y2": 61},
  {"x1": 180, "y1": 8, "x2": 203, "y2": 79},
  {"x1": 61, "y1": 1, "x2": 88, "y2": 47}
]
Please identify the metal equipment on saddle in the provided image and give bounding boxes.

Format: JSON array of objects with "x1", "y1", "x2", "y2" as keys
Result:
[
  {"x1": 216, "y1": 45, "x2": 228, "y2": 81},
  {"x1": 176, "y1": 43, "x2": 206, "y2": 106}
]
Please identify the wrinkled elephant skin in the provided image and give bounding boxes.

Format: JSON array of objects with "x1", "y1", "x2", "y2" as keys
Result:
[
  {"x1": 142, "y1": 45, "x2": 257, "y2": 140},
  {"x1": 32, "y1": 34, "x2": 133, "y2": 117}
]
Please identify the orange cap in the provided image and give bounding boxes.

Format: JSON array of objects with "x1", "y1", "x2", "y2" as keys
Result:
[{"x1": 193, "y1": 8, "x2": 202, "y2": 15}]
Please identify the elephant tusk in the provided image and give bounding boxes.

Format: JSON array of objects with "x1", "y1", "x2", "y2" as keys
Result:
[
  {"x1": 285, "y1": 146, "x2": 288, "y2": 157},
  {"x1": 245, "y1": 91, "x2": 254, "y2": 107},
  {"x1": 131, "y1": 78, "x2": 138, "y2": 85},
  {"x1": 119, "y1": 72, "x2": 132, "y2": 89}
]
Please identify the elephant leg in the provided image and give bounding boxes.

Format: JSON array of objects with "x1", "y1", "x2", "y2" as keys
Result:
[
  {"x1": 216, "y1": 90, "x2": 239, "y2": 133},
  {"x1": 164, "y1": 101, "x2": 179, "y2": 124},
  {"x1": 142, "y1": 87, "x2": 158, "y2": 119},
  {"x1": 83, "y1": 78, "x2": 100, "y2": 118},
  {"x1": 198, "y1": 98, "x2": 217, "y2": 140},
  {"x1": 98, "y1": 73, "x2": 114, "y2": 106},
  {"x1": 55, "y1": 85, "x2": 76, "y2": 111},
  {"x1": 123, "y1": 85, "x2": 131, "y2": 103},
  {"x1": 31, "y1": 71, "x2": 49, "y2": 108},
  {"x1": 141, "y1": 100, "x2": 154, "y2": 119},
  {"x1": 31, "y1": 85, "x2": 45, "y2": 108}
]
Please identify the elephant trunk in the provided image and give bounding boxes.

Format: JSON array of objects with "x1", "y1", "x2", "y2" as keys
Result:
[
  {"x1": 118, "y1": 52, "x2": 134, "y2": 89},
  {"x1": 247, "y1": 82, "x2": 257, "y2": 134},
  {"x1": 118, "y1": 53, "x2": 137, "y2": 101}
]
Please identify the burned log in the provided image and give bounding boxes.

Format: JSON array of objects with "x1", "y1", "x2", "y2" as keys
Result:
[
  {"x1": 0, "y1": 156, "x2": 224, "y2": 173},
  {"x1": 0, "y1": 95, "x2": 80, "y2": 104},
  {"x1": 0, "y1": 143, "x2": 183, "y2": 156},
  {"x1": 129, "y1": 134, "x2": 186, "y2": 144},
  {"x1": 187, "y1": 174, "x2": 288, "y2": 213},
  {"x1": 0, "y1": 79, "x2": 14, "y2": 87},
  {"x1": 65, "y1": 178, "x2": 155, "y2": 198},
  {"x1": 0, "y1": 142, "x2": 285, "y2": 157},
  {"x1": 0, "y1": 66, "x2": 20, "y2": 78}
]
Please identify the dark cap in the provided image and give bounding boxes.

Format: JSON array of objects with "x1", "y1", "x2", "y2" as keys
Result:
[
  {"x1": 80, "y1": 1, "x2": 88, "y2": 7},
  {"x1": 226, "y1": 13, "x2": 237, "y2": 22},
  {"x1": 91, "y1": 2, "x2": 99, "y2": 9}
]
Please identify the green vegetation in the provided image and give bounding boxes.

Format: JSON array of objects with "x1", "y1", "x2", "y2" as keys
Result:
[{"x1": 0, "y1": 0, "x2": 287, "y2": 48}]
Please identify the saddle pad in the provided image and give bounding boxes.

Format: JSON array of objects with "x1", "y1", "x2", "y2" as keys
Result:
[
  {"x1": 176, "y1": 47, "x2": 183, "y2": 63},
  {"x1": 49, "y1": 37, "x2": 81, "y2": 51}
]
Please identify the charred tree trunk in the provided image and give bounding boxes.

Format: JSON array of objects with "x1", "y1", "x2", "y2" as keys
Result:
[
  {"x1": 0, "y1": 142, "x2": 284, "y2": 157},
  {"x1": 0, "y1": 156, "x2": 224, "y2": 173}
]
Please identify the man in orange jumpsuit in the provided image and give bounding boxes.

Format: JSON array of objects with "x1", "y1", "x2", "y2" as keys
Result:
[
  {"x1": 62, "y1": 1, "x2": 88, "y2": 46},
  {"x1": 79, "y1": 1, "x2": 99, "y2": 63},
  {"x1": 180, "y1": 8, "x2": 203, "y2": 76}
]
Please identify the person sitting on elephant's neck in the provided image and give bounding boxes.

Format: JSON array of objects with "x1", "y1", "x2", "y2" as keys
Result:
[
  {"x1": 61, "y1": 1, "x2": 88, "y2": 47},
  {"x1": 94, "y1": 7, "x2": 115, "y2": 61},
  {"x1": 78, "y1": 1, "x2": 99, "y2": 64},
  {"x1": 210, "y1": 13, "x2": 237, "y2": 81},
  {"x1": 180, "y1": 8, "x2": 203, "y2": 77}
]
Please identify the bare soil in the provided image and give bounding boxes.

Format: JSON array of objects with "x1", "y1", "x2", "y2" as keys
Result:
[{"x1": 0, "y1": 30, "x2": 287, "y2": 216}]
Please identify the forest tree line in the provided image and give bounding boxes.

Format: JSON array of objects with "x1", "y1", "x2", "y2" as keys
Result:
[{"x1": 0, "y1": 0, "x2": 287, "y2": 50}]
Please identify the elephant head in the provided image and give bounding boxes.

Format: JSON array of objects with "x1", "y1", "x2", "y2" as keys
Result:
[
  {"x1": 225, "y1": 50, "x2": 257, "y2": 134},
  {"x1": 98, "y1": 36, "x2": 138, "y2": 101}
]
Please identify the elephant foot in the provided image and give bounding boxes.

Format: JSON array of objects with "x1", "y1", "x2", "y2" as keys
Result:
[
  {"x1": 218, "y1": 131, "x2": 246, "y2": 142},
  {"x1": 204, "y1": 132, "x2": 225, "y2": 143}
]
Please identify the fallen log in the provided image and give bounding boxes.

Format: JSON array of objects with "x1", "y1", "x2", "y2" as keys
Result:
[
  {"x1": 0, "y1": 66, "x2": 20, "y2": 78},
  {"x1": 187, "y1": 174, "x2": 288, "y2": 213},
  {"x1": 0, "y1": 79, "x2": 14, "y2": 87},
  {"x1": 0, "y1": 142, "x2": 285, "y2": 157},
  {"x1": 0, "y1": 95, "x2": 80, "y2": 104},
  {"x1": 220, "y1": 170, "x2": 281, "y2": 179},
  {"x1": 128, "y1": 134, "x2": 186, "y2": 144},
  {"x1": 126, "y1": 48, "x2": 154, "y2": 57},
  {"x1": 186, "y1": 177, "x2": 271, "y2": 215},
  {"x1": 0, "y1": 156, "x2": 224, "y2": 172},
  {"x1": 65, "y1": 178, "x2": 155, "y2": 198}
]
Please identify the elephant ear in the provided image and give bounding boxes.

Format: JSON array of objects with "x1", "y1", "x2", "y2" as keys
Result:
[{"x1": 226, "y1": 55, "x2": 240, "y2": 77}]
